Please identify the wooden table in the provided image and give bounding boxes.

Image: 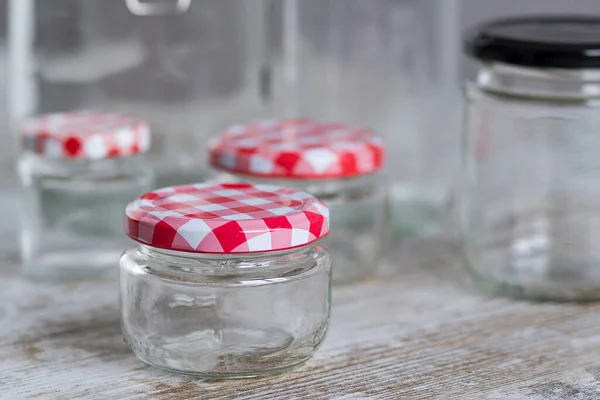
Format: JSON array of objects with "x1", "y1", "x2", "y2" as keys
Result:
[{"x1": 2, "y1": 231, "x2": 600, "y2": 399}]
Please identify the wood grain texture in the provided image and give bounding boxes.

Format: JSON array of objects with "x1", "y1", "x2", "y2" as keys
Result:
[{"x1": 2, "y1": 241, "x2": 600, "y2": 399}]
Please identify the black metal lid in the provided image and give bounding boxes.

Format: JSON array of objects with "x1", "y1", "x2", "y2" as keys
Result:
[{"x1": 465, "y1": 16, "x2": 600, "y2": 69}]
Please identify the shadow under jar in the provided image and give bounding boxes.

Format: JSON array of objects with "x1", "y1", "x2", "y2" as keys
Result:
[
  {"x1": 209, "y1": 120, "x2": 388, "y2": 284},
  {"x1": 120, "y1": 182, "x2": 331, "y2": 378},
  {"x1": 462, "y1": 16, "x2": 600, "y2": 301},
  {"x1": 19, "y1": 112, "x2": 153, "y2": 281}
]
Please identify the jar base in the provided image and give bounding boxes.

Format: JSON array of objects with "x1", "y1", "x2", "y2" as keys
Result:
[
  {"x1": 389, "y1": 187, "x2": 449, "y2": 239},
  {"x1": 134, "y1": 353, "x2": 312, "y2": 379},
  {"x1": 468, "y1": 267, "x2": 600, "y2": 302},
  {"x1": 124, "y1": 324, "x2": 322, "y2": 378}
]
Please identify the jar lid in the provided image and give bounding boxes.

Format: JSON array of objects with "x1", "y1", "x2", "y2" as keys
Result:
[
  {"x1": 125, "y1": 183, "x2": 330, "y2": 254},
  {"x1": 465, "y1": 16, "x2": 600, "y2": 69},
  {"x1": 209, "y1": 120, "x2": 385, "y2": 180},
  {"x1": 21, "y1": 112, "x2": 151, "y2": 160}
]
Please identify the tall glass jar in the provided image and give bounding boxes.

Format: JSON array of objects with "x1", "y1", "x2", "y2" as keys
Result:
[
  {"x1": 271, "y1": 0, "x2": 461, "y2": 240},
  {"x1": 462, "y1": 16, "x2": 600, "y2": 301},
  {"x1": 120, "y1": 183, "x2": 331, "y2": 378},
  {"x1": 209, "y1": 119, "x2": 387, "y2": 284},
  {"x1": 19, "y1": 111, "x2": 153, "y2": 280},
  {"x1": 8, "y1": 0, "x2": 271, "y2": 188}
]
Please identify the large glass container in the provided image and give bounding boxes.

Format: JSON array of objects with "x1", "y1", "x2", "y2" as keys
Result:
[
  {"x1": 272, "y1": 0, "x2": 462, "y2": 240},
  {"x1": 8, "y1": 0, "x2": 271, "y2": 188},
  {"x1": 462, "y1": 16, "x2": 600, "y2": 301}
]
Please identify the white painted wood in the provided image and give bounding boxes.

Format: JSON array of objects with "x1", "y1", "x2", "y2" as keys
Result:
[{"x1": 2, "y1": 240, "x2": 600, "y2": 399}]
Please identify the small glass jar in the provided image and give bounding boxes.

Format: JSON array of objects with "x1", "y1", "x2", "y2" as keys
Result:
[
  {"x1": 120, "y1": 183, "x2": 331, "y2": 378},
  {"x1": 209, "y1": 120, "x2": 387, "y2": 284},
  {"x1": 19, "y1": 112, "x2": 154, "y2": 280},
  {"x1": 462, "y1": 16, "x2": 600, "y2": 300}
]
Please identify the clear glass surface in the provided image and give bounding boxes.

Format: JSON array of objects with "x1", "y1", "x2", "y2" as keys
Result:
[
  {"x1": 8, "y1": 0, "x2": 460, "y2": 234},
  {"x1": 8, "y1": 0, "x2": 271, "y2": 188},
  {"x1": 272, "y1": 0, "x2": 461, "y2": 240},
  {"x1": 215, "y1": 172, "x2": 389, "y2": 284},
  {"x1": 462, "y1": 63, "x2": 600, "y2": 301},
  {"x1": 120, "y1": 244, "x2": 331, "y2": 378},
  {"x1": 19, "y1": 153, "x2": 153, "y2": 280}
]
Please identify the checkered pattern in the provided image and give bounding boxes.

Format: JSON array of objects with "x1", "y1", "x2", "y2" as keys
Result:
[
  {"x1": 209, "y1": 119, "x2": 385, "y2": 179},
  {"x1": 21, "y1": 112, "x2": 151, "y2": 160},
  {"x1": 125, "y1": 183, "x2": 330, "y2": 253}
]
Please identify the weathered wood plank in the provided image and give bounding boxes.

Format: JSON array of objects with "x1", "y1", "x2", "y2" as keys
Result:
[{"x1": 2, "y1": 242, "x2": 600, "y2": 399}]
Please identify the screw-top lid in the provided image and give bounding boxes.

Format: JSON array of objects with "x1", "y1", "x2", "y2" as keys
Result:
[
  {"x1": 209, "y1": 120, "x2": 385, "y2": 180},
  {"x1": 21, "y1": 112, "x2": 151, "y2": 160},
  {"x1": 125, "y1": 183, "x2": 330, "y2": 254},
  {"x1": 465, "y1": 16, "x2": 600, "y2": 69}
]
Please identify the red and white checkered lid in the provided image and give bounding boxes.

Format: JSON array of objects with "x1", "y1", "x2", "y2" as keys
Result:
[
  {"x1": 125, "y1": 183, "x2": 330, "y2": 254},
  {"x1": 209, "y1": 120, "x2": 385, "y2": 179},
  {"x1": 21, "y1": 111, "x2": 151, "y2": 160}
]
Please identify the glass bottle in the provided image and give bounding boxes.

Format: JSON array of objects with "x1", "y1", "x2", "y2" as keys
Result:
[
  {"x1": 120, "y1": 182, "x2": 331, "y2": 378},
  {"x1": 272, "y1": 0, "x2": 461, "y2": 240},
  {"x1": 462, "y1": 16, "x2": 600, "y2": 300},
  {"x1": 209, "y1": 119, "x2": 387, "y2": 284},
  {"x1": 19, "y1": 111, "x2": 153, "y2": 280},
  {"x1": 7, "y1": 0, "x2": 272, "y2": 188}
]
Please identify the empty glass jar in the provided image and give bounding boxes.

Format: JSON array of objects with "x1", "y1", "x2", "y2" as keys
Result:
[
  {"x1": 272, "y1": 0, "x2": 461, "y2": 240},
  {"x1": 19, "y1": 111, "x2": 153, "y2": 280},
  {"x1": 209, "y1": 119, "x2": 387, "y2": 284},
  {"x1": 462, "y1": 16, "x2": 600, "y2": 300},
  {"x1": 120, "y1": 182, "x2": 331, "y2": 378},
  {"x1": 8, "y1": 0, "x2": 271, "y2": 188}
]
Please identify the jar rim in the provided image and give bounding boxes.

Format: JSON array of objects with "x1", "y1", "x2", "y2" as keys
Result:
[
  {"x1": 124, "y1": 243, "x2": 328, "y2": 286},
  {"x1": 470, "y1": 62, "x2": 600, "y2": 100},
  {"x1": 138, "y1": 242, "x2": 314, "y2": 260},
  {"x1": 215, "y1": 165, "x2": 381, "y2": 182}
]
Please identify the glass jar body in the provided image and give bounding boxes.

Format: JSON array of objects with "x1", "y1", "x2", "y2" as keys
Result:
[
  {"x1": 119, "y1": 244, "x2": 331, "y2": 378},
  {"x1": 19, "y1": 153, "x2": 154, "y2": 280},
  {"x1": 214, "y1": 173, "x2": 388, "y2": 284},
  {"x1": 462, "y1": 63, "x2": 600, "y2": 300}
]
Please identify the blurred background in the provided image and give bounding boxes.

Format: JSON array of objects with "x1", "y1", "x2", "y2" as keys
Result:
[{"x1": 0, "y1": 0, "x2": 599, "y2": 253}]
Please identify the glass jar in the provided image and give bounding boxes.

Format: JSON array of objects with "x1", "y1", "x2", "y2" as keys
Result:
[
  {"x1": 271, "y1": 0, "x2": 461, "y2": 240},
  {"x1": 8, "y1": 0, "x2": 272, "y2": 188},
  {"x1": 120, "y1": 183, "x2": 331, "y2": 378},
  {"x1": 209, "y1": 119, "x2": 387, "y2": 284},
  {"x1": 462, "y1": 16, "x2": 600, "y2": 301},
  {"x1": 19, "y1": 111, "x2": 154, "y2": 280}
]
